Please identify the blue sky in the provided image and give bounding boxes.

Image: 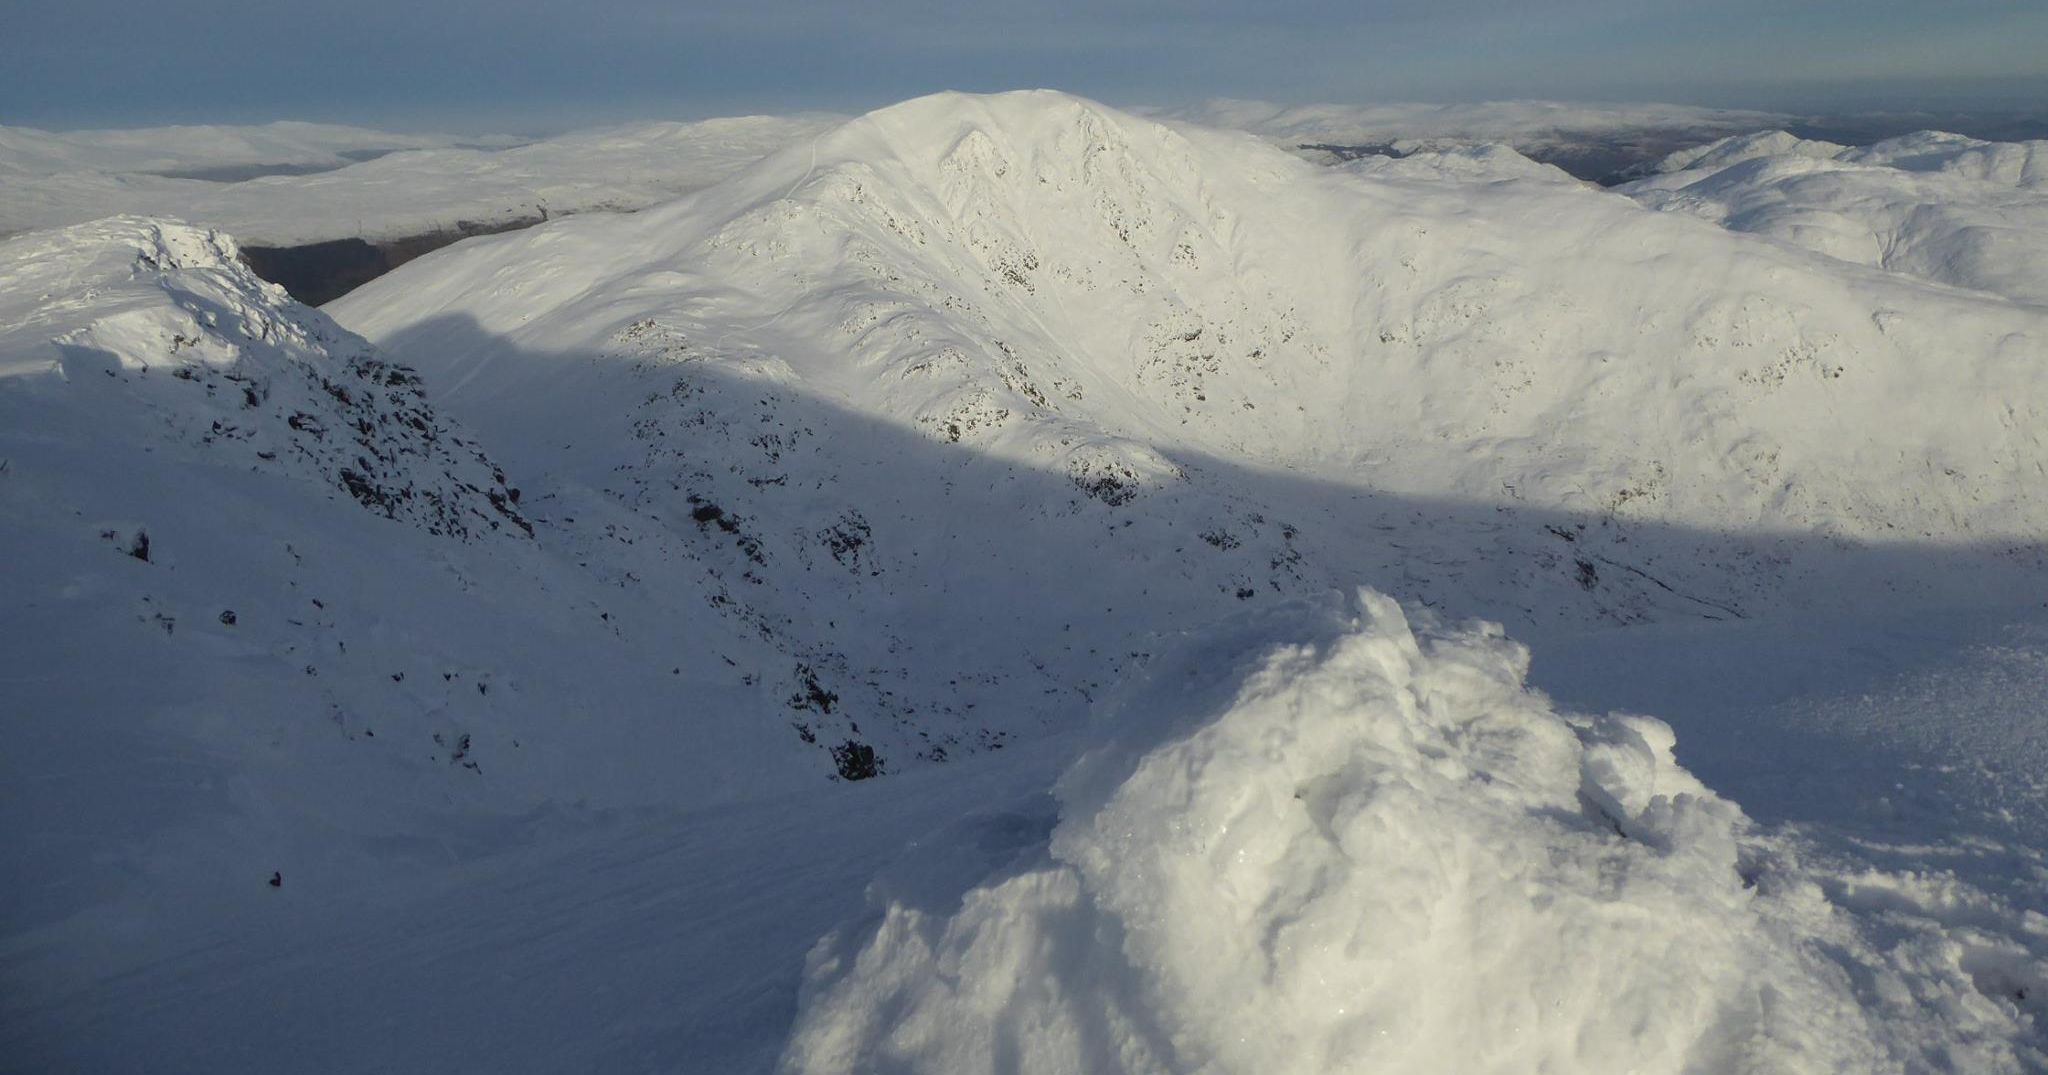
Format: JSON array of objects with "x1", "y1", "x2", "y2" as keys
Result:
[{"x1": 5, "y1": 0, "x2": 2045, "y2": 132}]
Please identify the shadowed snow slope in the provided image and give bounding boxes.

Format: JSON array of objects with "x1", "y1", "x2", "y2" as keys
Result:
[
  {"x1": 1627, "y1": 130, "x2": 2048, "y2": 305},
  {"x1": 334, "y1": 89, "x2": 2048, "y2": 766},
  {"x1": 782, "y1": 592, "x2": 2047, "y2": 1073},
  {"x1": 0, "y1": 220, "x2": 818, "y2": 1008}
]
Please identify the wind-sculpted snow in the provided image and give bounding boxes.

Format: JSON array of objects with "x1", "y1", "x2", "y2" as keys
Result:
[
  {"x1": 1628, "y1": 130, "x2": 2048, "y2": 305},
  {"x1": 782, "y1": 592, "x2": 2048, "y2": 1074}
]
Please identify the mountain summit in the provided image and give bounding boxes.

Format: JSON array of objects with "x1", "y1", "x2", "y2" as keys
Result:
[{"x1": 329, "y1": 91, "x2": 2048, "y2": 763}]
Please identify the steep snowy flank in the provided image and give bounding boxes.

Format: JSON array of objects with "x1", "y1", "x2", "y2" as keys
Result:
[
  {"x1": 345, "y1": 91, "x2": 2048, "y2": 538},
  {"x1": 783, "y1": 592, "x2": 2047, "y2": 1073},
  {"x1": 1627, "y1": 130, "x2": 2048, "y2": 305},
  {"x1": 0, "y1": 217, "x2": 822, "y2": 1013},
  {"x1": 333, "y1": 89, "x2": 2048, "y2": 768},
  {"x1": 0, "y1": 218, "x2": 530, "y2": 539},
  {"x1": 0, "y1": 116, "x2": 843, "y2": 246}
]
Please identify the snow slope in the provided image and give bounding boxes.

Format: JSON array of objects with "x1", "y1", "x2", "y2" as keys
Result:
[
  {"x1": 0, "y1": 219, "x2": 534, "y2": 539},
  {"x1": 0, "y1": 219, "x2": 840, "y2": 1059},
  {"x1": 6, "y1": 90, "x2": 2048, "y2": 1072},
  {"x1": 1653, "y1": 129, "x2": 2048, "y2": 189},
  {"x1": 1626, "y1": 130, "x2": 2048, "y2": 306},
  {"x1": 333, "y1": 89, "x2": 2048, "y2": 769},
  {"x1": 1650, "y1": 130, "x2": 1855, "y2": 174},
  {"x1": 0, "y1": 116, "x2": 843, "y2": 246}
]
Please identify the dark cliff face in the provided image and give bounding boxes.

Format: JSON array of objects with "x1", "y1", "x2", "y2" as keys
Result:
[
  {"x1": 240, "y1": 237, "x2": 390, "y2": 305},
  {"x1": 241, "y1": 214, "x2": 544, "y2": 305}
]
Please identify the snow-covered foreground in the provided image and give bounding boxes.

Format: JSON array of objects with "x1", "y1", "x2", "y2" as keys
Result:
[
  {"x1": 4, "y1": 91, "x2": 2047, "y2": 1072},
  {"x1": 2, "y1": 724, "x2": 1073, "y2": 1073},
  {"x1": 6, "y1": 595, "x2": 2043, "y2": 1073},
  {"x1": 0, "y1": 220, "x2": 823, "y2": 1072},
  {"x1": 786, "y1": 594, "x2": 2047, "y2": 1073}
]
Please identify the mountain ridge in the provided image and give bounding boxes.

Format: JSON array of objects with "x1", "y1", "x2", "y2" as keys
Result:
[{"x1": 330, "y1": 89, "x2": 2048, "y2": 768}]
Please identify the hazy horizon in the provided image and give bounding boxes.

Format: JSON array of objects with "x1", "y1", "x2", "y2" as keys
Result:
[
  {"x1": 6, "y1": 0, "x2": 2046, "y2": 134},
  {"x1": 9, "y1": 83, "x2": 2048, "y2": 142}
]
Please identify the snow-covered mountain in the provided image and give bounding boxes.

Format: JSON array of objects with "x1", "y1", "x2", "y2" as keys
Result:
[
  {"x1": 1151, "y1": 97, "x2": 1793, "y2": 179},
  {"x1": 1625, "y1": 129, "x2": 2048, "y2": 305},
  {"x1": 1336, "y1": 141, "x2": 1585, "y2": 185},
  {"x1": 7, "y1": 92, "x2": 2048, "y2": 1072},
  {"x1": 329, "y1": 90, "x2": 2048, "y2": 768},
  {"x1": 0, "y1": 116, "x2": 843, "y2": 247}
]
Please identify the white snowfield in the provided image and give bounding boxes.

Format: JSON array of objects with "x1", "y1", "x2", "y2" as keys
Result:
[
  {"x1": 0, "y1": 115, "x2": 843, "y2": 246},
  {"x1": 3, "y1": 91, "x2": 2047, "y2": 1072},
  {"x1": 1624, "y1": 129, "x2": 2048, "y2": 306},
  {"x1": 0, "y1": 120, "x2": 483, "y2": 179}
]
